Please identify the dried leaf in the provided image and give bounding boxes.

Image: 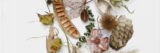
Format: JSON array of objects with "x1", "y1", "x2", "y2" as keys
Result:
[
  {"x1": 37, "y1": 12, "x2": 54, "y2": 25},
  {"x1": 50, "y1": 38, "x2": 62, "y2": 52}
]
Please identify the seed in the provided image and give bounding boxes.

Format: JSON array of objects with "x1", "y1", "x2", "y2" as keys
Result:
[{"x1": 80, "y1": 10, "x2": 89, "y2": 22}]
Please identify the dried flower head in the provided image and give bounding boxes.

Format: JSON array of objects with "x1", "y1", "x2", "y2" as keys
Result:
[
  {"x1": 100, "y1": 13, "x2": 117, "y2": 30},
  {"x1": 81, "y1": 9, "x2": 89, "y2": 22}
]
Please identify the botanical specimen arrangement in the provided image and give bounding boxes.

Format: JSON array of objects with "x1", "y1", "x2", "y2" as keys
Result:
[{"x1": 32, "y1": 0, "x2": 137, "y2": 53}]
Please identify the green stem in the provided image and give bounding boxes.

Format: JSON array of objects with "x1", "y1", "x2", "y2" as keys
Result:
[
  {"x1": 123, "y1": 5, "x2": 134, "y2": 14},
  {"x1": 55, "y1": 17, "x2": 71, "y2": 53},
  {"x1": 120, "y1": 1, "x2": 134, "y2": 14},
  {"x1": 52, "y1": 0, "x2": 71, "y2": 53}
]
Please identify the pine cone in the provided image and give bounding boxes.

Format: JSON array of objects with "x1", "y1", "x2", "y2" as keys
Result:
[{"x1": 109, "y1": 15, "x2": 134, "y2": 50}]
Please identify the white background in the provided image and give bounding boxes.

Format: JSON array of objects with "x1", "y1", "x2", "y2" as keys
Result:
[{"x1": 0, "y1": 0, "x2": 160, "y2": 53}]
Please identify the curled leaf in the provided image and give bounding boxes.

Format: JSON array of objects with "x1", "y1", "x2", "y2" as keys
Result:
[
  {"x1": 50, "y1": 38, "x2": 62, "y2": 52},
  {"x1": 37, "y1": 12, "x2": 54, "y2": 25},
  {"x1": 46, "y1": 37, "x2": 62, "y2": 53},
  {"x1": 79, "y1": 36, "x2": 86, "y2": 42},
  {"x1": 76, "y1": 42, "x2": 82, "y2": 48}
]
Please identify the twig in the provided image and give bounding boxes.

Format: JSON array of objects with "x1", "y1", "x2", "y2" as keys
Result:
[
  {"x1": 26, "y1": 35, "x2": 47, "y2": 40},
  {"x1": 86, "y1": 0, "x2": 93, "y2": 4},
  {"x1": 45, "y1": 0, "x2": 51, "y2": 12},
  {"x1": 122, "y1": 5, "x2": 134, "y2": 14},
  {"x1": 55, "y1": 17, "x2": 71, "y2": 53}
]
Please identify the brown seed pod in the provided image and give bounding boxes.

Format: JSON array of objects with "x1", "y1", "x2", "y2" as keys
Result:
[
  {"x1": 52, "y1": 0, "x2": 80, "y2": 38},
  {"x1": 100, "y1": 13, "x2": 117, "y2": 30},
  {"x1": 81, "y1": 10, "x2": 89, "y2": 22}
]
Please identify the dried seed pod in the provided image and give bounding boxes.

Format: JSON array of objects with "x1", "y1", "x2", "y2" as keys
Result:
[
  {"x1": 100, "y1": 13, "x2": 117, "y2": 30},
  {"x1": 52, "y1": 0, "x2": 80, "y2": 38},
  {"x1": 109, "y1": 15, "x2": 134, "y2": 50},
  {"x1": 81, "y1": 10, "x2": 89, "y2": 22}
]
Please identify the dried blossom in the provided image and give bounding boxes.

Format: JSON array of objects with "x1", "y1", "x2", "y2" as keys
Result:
[{"x1": 100, "y1": 13, "x2": 117, "y2": 30}]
